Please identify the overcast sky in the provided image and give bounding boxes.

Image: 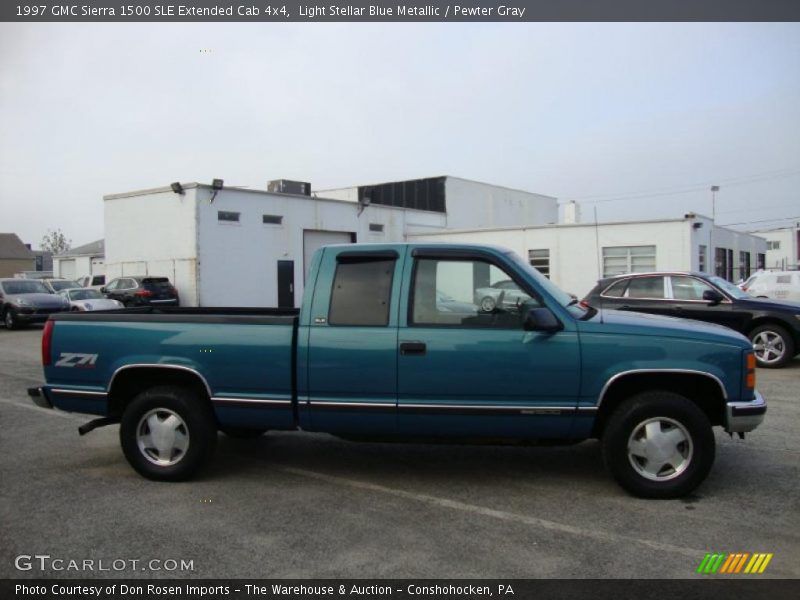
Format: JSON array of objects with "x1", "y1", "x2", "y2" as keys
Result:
[{"x1": 1, "y1": 22, "x2": 798, "y2": 249}]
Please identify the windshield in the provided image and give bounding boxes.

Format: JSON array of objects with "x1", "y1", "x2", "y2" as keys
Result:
[
  {"x1": 709, "y1": 276, "x2": 748, "y2": 299},
  {"x1": 49, "y1": 279, "x2": 80, "y2": 291},
  {"x1": 70, "y1": 289, "x2": 103, "y2": 301},
  {"x1": 504, "y1": 251, "x2": 588, "y2": 317},
  {"x1": 1, "y1": 280, "x2": 50, "y2": 294}
]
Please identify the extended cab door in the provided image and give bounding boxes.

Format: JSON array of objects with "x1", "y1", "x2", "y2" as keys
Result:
[
  {"x1": 304, "y1": 248, "x2": 403, "y2": 434},
  {"x1": 396, "y1": 248, "x2": 581, "y2": 438}
]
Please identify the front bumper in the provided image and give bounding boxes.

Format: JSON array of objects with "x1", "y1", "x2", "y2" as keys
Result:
[
  {"x1": 28, "y1": 386, "x2": 53, "y2": 409},
  {"x1": 725, "y1": 390, "x2": 766, "y2": 433}
]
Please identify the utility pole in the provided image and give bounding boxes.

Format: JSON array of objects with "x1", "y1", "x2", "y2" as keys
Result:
[{"x1": 710, "y1": 185, "x2": 720, "y2": 276}]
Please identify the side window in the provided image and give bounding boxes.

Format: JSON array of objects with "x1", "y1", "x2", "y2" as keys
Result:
[
  {"x1": 411, "y1": 258, "x2": 539, "y2": 328},
  {"x1": 105, "y1": 279, "x2": 118, "y2": 291},
  {"x1": 625, "y1": 276, "x2": 665, "y2": 299},
  {"x1": 602, "y1": 279, "x2": 628, "y2": 297},
  {"x1": 670, "y1": 276, "x2": 714, "y2": 301},
  {"x1": 329, "y1": 258, "x2": 395, "y2": 326}
]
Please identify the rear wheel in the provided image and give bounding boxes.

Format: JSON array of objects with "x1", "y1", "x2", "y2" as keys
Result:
[
  {"x1": 749, "y1": 324, "x2": 794, "y2": 368},
  {"x1": 120, "y1": 385, "x2": 217, "y2": 481},
  {"x1": 602, "y1": 391, "x2": 715, "y2": 498}
]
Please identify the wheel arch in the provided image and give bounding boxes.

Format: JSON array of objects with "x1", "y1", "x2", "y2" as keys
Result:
[
  {"x1": 107, "y1": 364, "x2": 215, "y2": 422},
  {"x1": 592, "y1": 370, "x2": 727, "y2": 437}
]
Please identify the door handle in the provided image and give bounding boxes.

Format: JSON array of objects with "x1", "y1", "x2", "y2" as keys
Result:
[{"x1": 400, "y1": 342, "x2": 427, "y2": 356}]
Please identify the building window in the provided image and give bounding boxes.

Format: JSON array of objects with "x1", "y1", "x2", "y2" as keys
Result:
[
  {"x1": 698, "y1": 245, "x2": 707, "y2": 273},
  {"x1": 739, "y1": 251, "x2": 751, "y2": 281},
  {"x1": 262, "y1": 214, "x2": 283, "y2": 225},
  {"x1": 766, "y1": 241, "x2": 781, "y2": 250},
  {"x1": 369, "y1": 223, "x2": 384, "y2": 233},
  {"x1": 528, "y1": 249, "x2": 550, "y2": 278},
  {"x1": 217, "y1": 211, "x2": 240, "y2": 223},
  {"x1": 602, "y1": 246, "x2": 656, "y2": 277},
  {"x1": 757, "y1": 253, "x2": 766, "y2": 270}
]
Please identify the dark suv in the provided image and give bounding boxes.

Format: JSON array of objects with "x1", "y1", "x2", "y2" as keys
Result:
[
  {"x1": 102, "y1": 276, "x2": 180, "y2": 307},
  {"x1": 583, "y1": 271, "x2": 800, "y2": 368}
]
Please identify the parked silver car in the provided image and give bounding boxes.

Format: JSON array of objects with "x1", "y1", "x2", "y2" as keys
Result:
[
  {"x1": 59, "y1": 288, "x2": 123, "y2": 312},
  {"x1": 473, "y1": 279, "x2": 532, "y2": 312}
]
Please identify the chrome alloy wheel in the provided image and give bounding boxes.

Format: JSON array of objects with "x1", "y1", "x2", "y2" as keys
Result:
[
  {"x1": 752, "y1": 330, "x2": 786, "y2": 365},
  {"x1": 136, "y1": 408, "x2": 190, "y2": 466},
  {"x1": 627, "y1": 417, "x2": 693, "y2": 482}
]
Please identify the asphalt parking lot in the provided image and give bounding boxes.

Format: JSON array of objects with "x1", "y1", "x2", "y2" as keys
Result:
[{"x1": 0, "y1": 326, "x2": 798, "y2": 579}]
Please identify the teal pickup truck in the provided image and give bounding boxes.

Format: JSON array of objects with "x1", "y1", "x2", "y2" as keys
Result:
[{"x1": 29, "y1": 243, "x2": 766, "y2": 498}]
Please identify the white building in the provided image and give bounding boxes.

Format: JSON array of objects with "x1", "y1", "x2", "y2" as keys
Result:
[
  {"x1": 104, "y1": 177, "x2": 557, "y2": 307},
  {"x1": 52, "y1": 240, "x2": 105, "y2": 281},
  {"x1": 409, "y1": 213, "x2": 767, "y2": 297},
  {"x1": 750, "y1": 224, "x2": 800, "y2": 271}
]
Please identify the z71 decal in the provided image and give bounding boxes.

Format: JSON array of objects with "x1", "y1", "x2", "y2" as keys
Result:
[{"x1": 55, "y1": 353, "x2": 99, "y2": 368}]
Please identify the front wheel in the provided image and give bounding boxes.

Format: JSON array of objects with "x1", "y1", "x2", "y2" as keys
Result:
[
  {"x1": 119, "y1": 385, "x2": 217, "y2": 481},
  {"x1": 602, "y1": 391, "x2": 715, "y2": 498},
  {"x1": 4, "y1": 309, "x2": 19, "y2": 330},
  {"x1": 749, "y1": 324, "x2": 794, "y2": 368}
]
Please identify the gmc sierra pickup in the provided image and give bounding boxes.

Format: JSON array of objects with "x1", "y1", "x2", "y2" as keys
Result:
[{"x1": 29, "y1": 243, "x2": 766, "y2": 498}]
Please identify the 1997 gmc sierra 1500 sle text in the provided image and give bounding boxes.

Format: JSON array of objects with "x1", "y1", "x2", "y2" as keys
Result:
[{"x1": 29, "y1": 243, "x2": 766, "y2": 498}]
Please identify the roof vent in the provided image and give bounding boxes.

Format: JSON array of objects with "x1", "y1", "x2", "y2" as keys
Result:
[{"x1": 267, "y1": 180, "x2": 311, "y2": 196}]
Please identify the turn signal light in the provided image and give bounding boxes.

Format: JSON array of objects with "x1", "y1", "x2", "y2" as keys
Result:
[{"x1": 744, "y1": 351, "x2": 756, "y2": 390}]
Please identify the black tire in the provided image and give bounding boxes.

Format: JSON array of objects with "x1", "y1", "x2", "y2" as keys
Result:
[
  {"x1": 602, "y1": 391, "x2": 715, "y2": 499},
  {"x1": 4, "y1": 309, "x2": 19, "y2": 330},
  {"x1": 220, "y1": 427, "x2": 267, "y2": 439},
  {"x1": 749, "y1": 324, "x2": 795, "y2": 369},
  {"x1": 119, "y1": 385, "x2": 217, "y2": 481}
]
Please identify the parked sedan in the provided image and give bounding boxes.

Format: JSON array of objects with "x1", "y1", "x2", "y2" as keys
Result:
[
  {"x1": 583, "y1": 271, "x2": 800, "y2": 368},
  {"x1": 59, "y1": 288, "x2": 123, "y2": 312},
  {"x1": 102, "y1": 276, "x2": 179, "y2": 307},
  {"x1": 474, "y1": 279, "x2": 533, "y2": 312},
  {"x1": 0, "y1": 278, "x2": 70, "y2": 329}
]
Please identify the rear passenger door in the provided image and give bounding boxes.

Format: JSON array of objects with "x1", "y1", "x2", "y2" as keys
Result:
[{"x1": 305, "y1": 248, "x2": 403, "y2": 434}]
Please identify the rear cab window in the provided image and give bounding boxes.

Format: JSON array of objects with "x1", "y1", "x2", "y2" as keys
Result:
[{"x1": 329, "y1": 258, "x2": 395, "y2": 326}]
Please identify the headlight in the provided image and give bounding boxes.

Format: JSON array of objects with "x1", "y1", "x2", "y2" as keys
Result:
[
  {"x1": 83, "y1": 303, "x2": 93, "y2": 311},
  {"x1": 15, "y1": 298, "x2": 30, "y2": 306}
]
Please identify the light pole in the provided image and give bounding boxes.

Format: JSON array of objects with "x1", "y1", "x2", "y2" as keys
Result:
[{"x1": 710, "y1": 185, "x2": 720, "y2": 276}]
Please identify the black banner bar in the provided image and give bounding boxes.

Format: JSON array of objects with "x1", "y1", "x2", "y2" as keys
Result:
[
  {"x1": 3, "y1": 579, "x2": 800, "y2": 600},
  {"x1": 3, "y1": 1, "x2": 800, "y2": 22}
]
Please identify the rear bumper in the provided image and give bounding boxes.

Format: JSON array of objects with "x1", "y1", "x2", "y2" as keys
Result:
[
  {"x1": 725, "y1": 390, "x2": 766, "y2": 433},
  {"x1": 28, "y1": 386, "x2": 53, "y2": 409}
]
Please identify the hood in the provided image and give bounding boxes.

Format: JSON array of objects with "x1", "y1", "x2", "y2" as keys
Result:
[
  {"x1": 580, "y1": 308, "x2": 751, "y2": 349},
  {"x1": 9, "y1": 293, "x2": 66, "y2": 308},
  {"x1": 735, "y1": 296, "x2": 800, "y2": 312}
]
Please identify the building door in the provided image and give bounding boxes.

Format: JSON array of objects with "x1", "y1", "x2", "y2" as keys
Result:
[
  {"x1": 59, "y1": 259, "x2": 76, "y2": 279},
  {"x1": 277, "y1": 260, "x2": 295, "y2": 308}
]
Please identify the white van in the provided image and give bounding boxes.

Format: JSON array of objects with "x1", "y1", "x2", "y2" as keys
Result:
[{"x1": 745, "y1": 271, "x2": 800, "y2": 302}]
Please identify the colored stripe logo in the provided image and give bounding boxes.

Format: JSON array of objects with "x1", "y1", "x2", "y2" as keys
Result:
[{"x1": 697, "y1": 553, "x2": 773, "y2": 574}]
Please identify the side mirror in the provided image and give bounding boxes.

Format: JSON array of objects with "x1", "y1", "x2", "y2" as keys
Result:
[
  {"x1": 702, "y1": 289, "x2": 724, "y2": 305},
  {"x1": 100, "y1": 287, "x2": 107, "y2": 293},
  {"x1": 523, "y1": 307, "x2": 563, "y2": 333}
]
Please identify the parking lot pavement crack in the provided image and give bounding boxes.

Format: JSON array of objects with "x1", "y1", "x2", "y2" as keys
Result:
[{"x1": 278, "y1": 465, "x2": 704, "y2": 558}]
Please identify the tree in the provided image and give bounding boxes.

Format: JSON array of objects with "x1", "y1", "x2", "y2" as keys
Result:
[{"x1": 40, "y1": 229, "x2": 72, "y2": 255}]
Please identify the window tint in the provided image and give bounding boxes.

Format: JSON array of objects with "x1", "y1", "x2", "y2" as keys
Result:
[
  {"x1": 625, "y1": 276, "x2": 665, "y2": 299},
  {"x1": 603, "y1": 279, "x2": 628, "y2": 297},
  {"x1": 329, "y1": 258, "x2": 394, "y2": 326},
  {"x1": 411, "y1": 258, "x2": 539, "y2": 328},
  {"x1": 670, "y1": 276, "x2": 713, "y2": 301}
]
